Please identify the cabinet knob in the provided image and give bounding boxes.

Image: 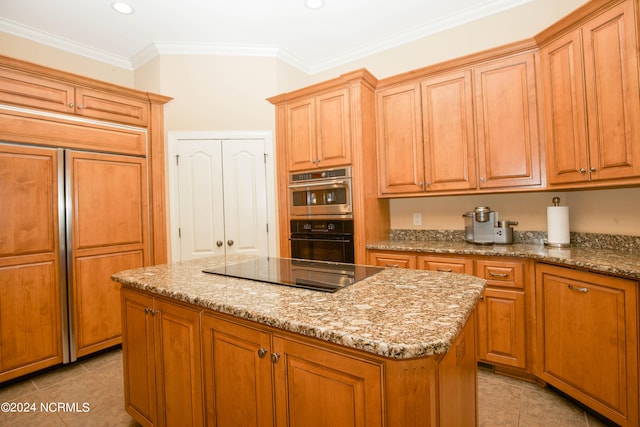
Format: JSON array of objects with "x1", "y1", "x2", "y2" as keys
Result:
[
  {"x1": 227, "y1": 240, "x2": 234, "y2": 246},
  {"x1": 589, "y1": 166, "x2": 596, "y2": 172},
  {"x1": 216, "y1": 240, "x2": 223, "y2": 247},
  {"x1": 480, "y1": 177, "x2": 486, "y2": 183},
  {"x1": 257, "y1": 348, "x2": 268, "y2": 358},
  {"x1": 77, "y1": 104, "x2": 84, "y2": 109},
  {"x1": 69, "y1": 102, "x2": 74, "y2": 108},
  {"x1": 385, "y1": 263, "x2": 399, "y2": 268},
  {"x1": 271, "y1": 352, "x2": 281, "y2": 363},
  {"x1": 579, "y1": 168, "x2": 586, "y2": 174},
  {"x1": 424, "y1": 181, "x2": 430, "y2": 187}
]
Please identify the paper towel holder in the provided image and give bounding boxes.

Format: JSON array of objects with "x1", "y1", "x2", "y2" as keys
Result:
[{"x1": 544, "y1": 196, "x2": 571, "y2": 248}]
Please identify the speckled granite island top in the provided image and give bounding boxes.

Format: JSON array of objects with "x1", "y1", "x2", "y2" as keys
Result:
[
  {"x1": 112, "y1": 255, "x2": 485, "y2": 359},
  {"x1": 367, "y1": 240, "x2": 640, "y2": 281}
]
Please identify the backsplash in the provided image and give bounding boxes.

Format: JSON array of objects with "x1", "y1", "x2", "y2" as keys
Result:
[{"x1": 389, "y1": 229, "x2": 640, "y2": 253}]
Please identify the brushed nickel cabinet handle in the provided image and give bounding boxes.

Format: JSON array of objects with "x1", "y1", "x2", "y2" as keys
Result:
[
  {"x1": 579, "y1": 168, "x2": 586, "y2": 173},
  {"x1": 489, "y1": 272, "x2": 509, "y2": 278},
  {"x1": 77, "y1": 104, "x2": 84, "y2": 109},
  {"x1": 589, "y1": 166, "x2": 596, "y2": 172},
  {"x1": 385, "y1": 263, "x2": 399, "y2": 268},
  {"x1": 257, "y1": 348, "x2": 268, "y2": 358},
  {"x1": 271, "y1": 353, "x2": 281, "y2": 363},
  {"x1": 437, "y1": 268, "x2": 452, "y2": 272},
  {"x1": 69, "y1": 102, "x2": 74, "y2": 108},
  {"x1": 568, "y1": 284, "x2": 588, "y2": 293}
]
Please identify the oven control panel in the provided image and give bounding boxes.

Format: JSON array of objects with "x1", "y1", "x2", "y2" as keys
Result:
[{"x1": 291, "y1": 220, "x2": 353, "y2": 234}]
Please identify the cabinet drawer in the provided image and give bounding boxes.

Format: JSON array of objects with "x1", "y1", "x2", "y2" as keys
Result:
[
  {"x1": 418, "y1": 255, "x2": 473, "y2": 273},
  {"x1": 0, "y1": 68, "x2": 74, "y2": 114},
  {"x1": 475, "y1": 259, "x2": 525, "y2": 288},
  {"x1": 368, "y1": 251, "x2": 416, "y2": 269}
]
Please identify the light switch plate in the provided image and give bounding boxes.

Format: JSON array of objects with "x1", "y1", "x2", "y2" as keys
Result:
[{"x1": 413, "y1": 213, "x2": 422, "y2": 226}]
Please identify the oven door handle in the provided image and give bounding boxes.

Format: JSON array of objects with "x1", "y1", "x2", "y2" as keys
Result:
[
  {"x1": 288, "y1": 180, "x2": 347, "y2": 189},
  {"x1": 289, "y1": 237, "x2": 352, "y2": 243}
]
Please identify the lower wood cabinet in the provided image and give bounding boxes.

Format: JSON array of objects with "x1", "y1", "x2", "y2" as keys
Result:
[
  {"x1": 123, "y1": 285, "x2": 478, "y2": 426},
  {"x1": 536, "y1": 263, "x2": 639, "y2": 427},
  {"x1": 121, "y1": 288, "x2": 203, "y2": 427},
  {"x1": 475, "y1": 259, "x2": 530, "y2": 370}
]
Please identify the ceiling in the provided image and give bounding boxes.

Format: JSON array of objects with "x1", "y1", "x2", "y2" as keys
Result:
[{"x1": 0, "y1": 0, "x2": 533, "y2": 74}]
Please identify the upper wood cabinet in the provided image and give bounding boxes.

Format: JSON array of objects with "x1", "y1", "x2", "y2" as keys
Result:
[
  {"x1": 376, "y1": 47, "x2": 542, "y2": 196},
  {"x1": 285, "y1": 87, "x2": 351, "y2": 171},
  {"x1": 539, "y1": 0, "x2": 640, "y2": 186},
  {"x1": 377, "y1": 70, "x2": 476, "y2": 195},
  {"x1": 0, "y1": 67, "x2": 149, "y2": 126},
  {"x1": 473, "y1": 52, "x2": 542, "y2": 189}
]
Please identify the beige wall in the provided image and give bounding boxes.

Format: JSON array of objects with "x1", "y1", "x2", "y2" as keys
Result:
[
  {"x1": 390, "y1": 188, "x2": 640, "y2": 236},
  {"x1": 2, "y1": 0, "x2": 638, "y2": 238}
]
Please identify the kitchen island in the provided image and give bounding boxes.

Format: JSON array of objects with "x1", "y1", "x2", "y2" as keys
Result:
[{"x1": 112, "y1": 255, "x2": 486, "y2": 427}]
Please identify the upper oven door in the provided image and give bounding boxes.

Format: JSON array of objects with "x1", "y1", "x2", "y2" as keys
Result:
[{"x1": 288, "y1": 179, "x2": 352, "y2": 218}]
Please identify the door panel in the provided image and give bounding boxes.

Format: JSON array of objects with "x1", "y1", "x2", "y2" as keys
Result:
[
  {"x1": 177, "y1": 139, "x2": 269, "y2": 260},
  {"x1": 222, "y1": 139, "x2": 269, "y2": 256},
  {"x1": 178, "y1": 140, "x2": 225, "y2": 259},
  {"x1": 67, "y1": 150, "x2": 149, "y2": 359},
  {"x1": 0, "y1": 144, "x2": 65, "y2": 382}
]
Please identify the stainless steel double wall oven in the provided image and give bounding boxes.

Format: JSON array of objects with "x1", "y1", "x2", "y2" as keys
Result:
[{"x1": 288, "y1": 167, "x2": 354, "y2": 263}]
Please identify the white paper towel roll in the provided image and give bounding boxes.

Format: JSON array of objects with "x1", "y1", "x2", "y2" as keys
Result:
[{"x1": 547, "y1": 206, "x2": 570, "y2": 244}]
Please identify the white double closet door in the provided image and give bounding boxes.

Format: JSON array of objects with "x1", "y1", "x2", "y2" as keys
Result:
[{"x1": 176, "y1": 138, "x2": 269, "y2": 260}]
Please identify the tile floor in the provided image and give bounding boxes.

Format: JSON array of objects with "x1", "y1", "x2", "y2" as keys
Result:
[{"x1": 0, "y1": 347, "x2": 617, "y2": 426}]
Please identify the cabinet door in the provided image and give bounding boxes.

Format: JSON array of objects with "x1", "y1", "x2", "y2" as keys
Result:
[
  {"x1": 540, "y1": 29, "x2": 590, "y2": 184},
  {"x1": 155, "y1": 298, "x2": 203, "y2": 427},
  {"x1": 75, "y1": 87, "x2": 149, "y2": 126},
  {"x1": 121, "y1": 289, "x2": 156, "y2": 427},
  {"x1": 67, "y1": 150, "x2": 149, "y2": 358},
  {"x1": 474, "y1": 53, "x2": 542, "y2": 188},
  {"x1": 582, "y1": 0, "x2": 640, "y2": 182},
  {"x1": 0, "y1": 68, "x2": 74, "y2": 114},
  {"x1": 273, "y1": 336, "x2": 383, "y2": 427},
  {"x1": 417, "y1": 255, "x2": 473, "y2": 273},
  {"x1": 376, "y1": 82, "x2": 425, "y2": 194},
  {"x1": 368, "y1": 251, "x2": 416, "y2": 269},
  {"x1": 202, "y1": 314, "x2": 274, "y2": 427},
  {"x1": 476, "y1": 288, "x2": 526, "y2": 368},
  {"x1": 286, "y1": 97, "x2": 317, "y2": 171},
  {"x1": 0, "y1": 144, "x2": 65, "y2": 382},
  {"x1": 536, "y1": 264, "x2": 638, "y2": 426},
  {"x1": 316, "y1": 88, "x2": 351, "y2": 168},
  {"x1": 421, "y1": 70, "x2": 477, "y2": 191}
]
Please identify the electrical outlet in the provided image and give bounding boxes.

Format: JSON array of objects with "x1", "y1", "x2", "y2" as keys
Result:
[{"x1": 412, "y1": 213, "x2": 422, "y2": 226}]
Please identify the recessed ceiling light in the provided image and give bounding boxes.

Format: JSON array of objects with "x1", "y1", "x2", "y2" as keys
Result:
[
  {"x1": 112, "y1": 2, "x2": 134, "y2": 15},
  {"x1": 305, "y1": 0, "x2": 324, "y2": 9}
]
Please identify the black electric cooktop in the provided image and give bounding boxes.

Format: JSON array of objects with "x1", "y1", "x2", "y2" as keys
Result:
[{"x1": 203, "y1": 258, "x2": 384, "y2": 293}]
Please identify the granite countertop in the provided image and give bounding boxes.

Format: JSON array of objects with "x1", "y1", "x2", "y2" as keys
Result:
[
  {"x1": 112, "y1": 255, "x2": 486, "y2": 359},
  {"x1": 366, "y1": 239, "x2": 640, "y2": 281}
]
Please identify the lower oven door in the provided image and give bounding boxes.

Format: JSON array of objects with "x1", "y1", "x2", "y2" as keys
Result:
[{"x1": 290, "y1": 234, "x2": 354, "y2": 263}]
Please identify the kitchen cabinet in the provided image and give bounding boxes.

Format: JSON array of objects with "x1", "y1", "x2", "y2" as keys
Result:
[
  {"x1": 536, "y1": 263, "x2": 638, "y2": 427},
  {"x1": 202, "y1": 312, "x2": 382, "y2": 427},
  {"x1": 69, "y1": 150, "x2": 149, "y2": 358},
  {"x1": 367, "y1": 250, "x2": 533, "y2": 375},
  {"x1": 368, "y1": 250, "x2": 417, "y2": 269},
  {"x1": 475, "y1": 259, "x2": 528, "y2": 369},
  {"x1": 121, "y1": 288, "x2": 203, "y2": 427},
  {"x1": 376, "y1": 48, "x2": 541, "y2": 196},
  {"x1": 269, "y1": 70, "x2": 389, "y2": 264},
  {"x1": 124, "y1": 287, "x2": 478, "y2": 427},
  {"x1": 285, "y1": 87, "x2": 351, "y2": 171},
  {"x1": 539, "y1": 0, "x2": 640, "y2": 186},
  {"x1": 417, "y1": 255, "x2": 473, "y2": 273},
  {"x1": 0, "y1": 55, "x2": 170, "y2": 382},
  {"x1": 376, "y1": 70, "x2": 476, "y2": 195},
  {"x1": 0, "y1": 67, "x2": 149, "y2": 126},
  {"x1": 473, "y1": 52, "x2": 542, "y2": 189},
  {"x1": 0, "y1": 144, "x2": 64, "y2": 382}
]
